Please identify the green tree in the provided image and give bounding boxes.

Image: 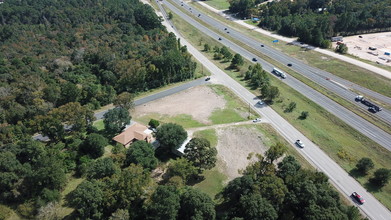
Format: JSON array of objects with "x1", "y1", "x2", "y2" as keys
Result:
[
  {"x1": 335, "y1": 43, "x2": 348, "y2": 54},
  {"x1": 178, "y1": 188, "x2": 216, "y2": 220},
  {"x1": 370, "y1": 168, "x2": 391, "y2": 187},
  {"x1": 70, "y1": 180, "x2": 104, "y2": 219},
  {"x1": 156, "y1": 123, "x2": 187, "y2": 151},
  {"x1": 238, "y1": 194, "x2": 278, "y2": 220},
  {"x1": 265, "y1": 142, "x2": 286, "y2": 164},
  {"x1": 285, "y1": 102, "x2": 297, "y2": 113},
  {"x1": 114, "y1": 92, "x2": 135, "y2": 111},
  {"x1": 267, "y1": 86, "x2": 280, "y2": 102},
  {"x1": 203, "y1": 43, "x2": 211, "y2": 52},
  {"x1": 168, "y1": 12, "x2": 173, "y2": 20},
  {"x1": 167, "y1": 158, "x2": 198, "y2": 182},
  {"x1": 103, "y1": 107, "x2": 131, "y2": 134},
  {"x1": 80, "y1": 133, "x2": 108, "y2": 158},
  {"x1": 299, "y1": 111, "x2": 309, "y2": 120},
  {"x1": 147, "y1": 185, "x2": 180, "y2": 220},
  {"x1": 59, "y1": 82, "x2": 81, "y2": 106},
  {"x1": 230, "y1": 53, "x2": 244, "y2": 70},
  {"x1": 184, "y1": 138, "x2": 217, "y2": 173},
  {"x1": 125, "y1": 141, "x2": 158, "y2": 171},
  {"x1": 355, "y1": 157, "x2": 374, "y2": 175},
  {"x1": 277, "y1": 155, "x2": 301, "y2": 180},
  {"x1": 148, "y1": 119, "x2": 160, "y2": 128},
  {"x1": 87, "y1": 158, "x2": 118, "y2": 179}
]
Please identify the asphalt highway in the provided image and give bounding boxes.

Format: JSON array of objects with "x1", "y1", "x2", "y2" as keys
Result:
[
  {"x1": 156, "y1": 2, "x2": 391, "y2": 219},
  {"x1": 163, "y1": 0, "x2": 391, "y2": 151}
]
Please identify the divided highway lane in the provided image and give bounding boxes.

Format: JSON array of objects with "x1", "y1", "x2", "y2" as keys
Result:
[
  {"x1": 163, "y1": 0, "x2": 391, "y2": 151},
  {"x1": 171, "y1": 0, "x2": 391, "y2": 123},
  {"x1": 154, "y1": 4, "x2": 391, "y2": 218}
]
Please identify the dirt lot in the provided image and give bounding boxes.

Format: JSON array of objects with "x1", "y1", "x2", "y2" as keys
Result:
[
  {"x1": 215, "y1": 126, "x2": 268, "y2": 181},
  {"x1": 133, "y1": 86, "x2": 226, "y2": 124},
  {"x1": 133, "y1": 85, "x2": 269, "y2": 181},
  {"x1": 332, "y1": 32, "x2": 391, "y2": 66}
]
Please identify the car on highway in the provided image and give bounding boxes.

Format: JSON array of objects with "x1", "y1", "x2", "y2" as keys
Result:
[
  {"x1": 260, "y1": 44, "x2": 264, "y2": 47},
  {"x1": 257, "y1": 100, "x2": 264, "y2": 105},
  {"x1": 205, "y1": 76, "x2": 211, "y2": 81},
  {"x1": 252, "y1": 58, "x2": 257, "y2": 62},
  {"x1": 227, "y1": 31, "x2": 230, "y2": 33},
  {"x1": 224, "y1": 27, "x2": 227, "y2": 30},
  {"x1": 218, "y1": 37, "x2": 222, "y2": 40},
  {"x1": 295, "y1": 140, "x2": 305, "y2": 148},
  {"x1": 287, "y1": 63, "x2": 292, "y2": 67},
  {"x1": 351, "y1": 192, "x2": 365, "y2": 204},
  {"x1": 253, "y1": 118, "x2": 261, "y2": 123}
]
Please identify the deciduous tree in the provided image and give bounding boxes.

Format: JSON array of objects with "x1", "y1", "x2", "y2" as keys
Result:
[
  {"x1": 156, "y1": 123, "x2": 187, "y2": 151},
  {"x1": 184, "y1": 138, "x2": 217, "y2": 173},
  {"x1": 125, "y1": 141, "x2": 158, "y2": 171},
  {"x1": 103, "y1": 107, "x2": 131, "y2": 134}
]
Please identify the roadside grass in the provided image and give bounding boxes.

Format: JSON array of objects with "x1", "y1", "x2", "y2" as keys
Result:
[
  {"x1": 169, "y1": 6, "x2": 391, "y2": 209},
  {"x1": 188, "y1": 1, "x2": 391, "y2": 99},
  {"x1": 193, "y1": 128, "x2": 218, "y2": 147},
  {"x1": 203, "y1": 0, "x2": 230, "y2": 10},
  {"x1": 252, "y1": 123, "x2": 314, "y2": 170}
]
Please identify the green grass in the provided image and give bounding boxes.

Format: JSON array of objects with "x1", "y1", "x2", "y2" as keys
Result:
[
  {"x1": 93, "y1": 119, "x2": 104, "y2": 131},
  {"x1": 203, "y1": 0, "x2": 230, "y2": 10},
  {"x1": 168, "y1": 6, "x2": 391, "y2": 209},
  {"x1": 137, "y1": 113, "x2": 206, "y2": 129},
  {"x1": 188, "y1": 1, "x2": 391, "y2": 100},
  {"x1": 193, "y1": 167, "x2": 227, "y2": 199},
  {"x1": 58, "y1": 176, "x2": 85, "y2": 219},
  {"x1": 193, "y1": 129, "x2": 218, "y2": 147}
]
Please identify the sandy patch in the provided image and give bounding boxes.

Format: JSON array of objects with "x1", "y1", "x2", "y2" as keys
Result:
[
  {"x1": 215, "y1": 126, "x2": 269, "y2": 181},
  {"x1": 332, "y1": 32, "x2": 391, "y2": 66},
  {"x1": 133, "y1": 86, "x2": 226, "y2": 124}
]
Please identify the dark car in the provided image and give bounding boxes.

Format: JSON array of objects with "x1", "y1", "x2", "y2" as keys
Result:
[
  {"x1": 252, "y1": 58, "x2": 257, "y2": 62},
  {"x1": 227, "y1": 31, "x2": 230, "y2": 33},
  {"x1": 352, "y1": 192, "x2": 365, "y2": 204},
  {"x1": 287, "y1": 63, "x2": 292, "y2": 67},
  {"x1": 205, "y1": 76, "x2": 211, "y2": 81},
  {"x1": 198, "y1": 14, "x2": 201, "y2": 17},
  {"x1": 260, "y1": 44, "x2": 264, "y2": 47},
  {"x1": 218, "y1": 37, "x2": 222, "y2": 40},
  {"x1": 224, "y1": 28, "x2": 227, "y2": 30}
]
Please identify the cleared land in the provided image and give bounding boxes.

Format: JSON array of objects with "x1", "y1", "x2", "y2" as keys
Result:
[
  {"x1": 132, "y1": 84, "x2": 311, "y2": 197},
  {"x1": 337, "y1": 32, "x2": 391, "y2": 67}
]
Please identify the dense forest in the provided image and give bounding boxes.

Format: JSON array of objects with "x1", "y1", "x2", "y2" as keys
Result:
[
  {"x1": 228, "y1": 0, "x2": 391, "y2": 47},
  {"x1": 0, "y1": 0, "x2": 365, "y2": 219}
]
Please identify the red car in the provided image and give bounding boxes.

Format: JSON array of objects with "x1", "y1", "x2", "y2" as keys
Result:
[{"x1": 352, "y1": 192, "x2": 365, "y2": 204}]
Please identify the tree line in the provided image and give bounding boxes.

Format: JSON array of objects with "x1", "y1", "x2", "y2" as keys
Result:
[{"x1": 228, "y1": 0, "x2": 391, "y2": 48}]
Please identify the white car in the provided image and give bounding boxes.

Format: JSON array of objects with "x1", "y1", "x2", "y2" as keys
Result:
[
  {"x1": 252, "y1": 118, "x2": 261, "y2": 123},
  {"x1": 295, "y1": 140, "x2": 305, "y2": 148},
  {"x1": 257, "y1": 101, "x2": 264, "y2": 105}
]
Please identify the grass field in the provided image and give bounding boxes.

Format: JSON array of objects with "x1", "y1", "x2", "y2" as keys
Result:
[
  {"x1": 188, "y1": 1, "x2": 391, "y2": 99},
  {"x1": 168, "y1": 5, "x2": 391, "y2": 209},
  {"x1": 203, "y1": 0, "x2": 230, "y2": 10}
]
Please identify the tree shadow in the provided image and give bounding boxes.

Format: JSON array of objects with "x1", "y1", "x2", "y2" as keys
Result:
[
  {"x1": 364, "y1": 180, "x2": 382, "y2": 193},
  {"x1": 154, "y1": 147, "x2": 179, "y2": 163},
  {"x1": 186, "y1": 175, "x2": 205, "y2": 186},
  {"x1": 349, "y1": 168, "x2": 366, "y2": 178}
]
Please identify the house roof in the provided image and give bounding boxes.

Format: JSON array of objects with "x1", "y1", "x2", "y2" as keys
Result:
[{"x1": 112, "y1": 122, "x2": 150, "y2": 145}]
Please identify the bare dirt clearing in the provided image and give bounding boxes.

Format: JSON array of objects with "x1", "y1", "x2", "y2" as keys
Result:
[
  {"x1": 133, "y1": 85, "x2": 268, "y2": 182},
  {"x1": 132, "y1": 85, "x2": 226, "y2": 124},
  {"x1": 215, "y1": 126, "x2": 268, "y2": 181},
  {"x1": 333, "y1": 32, "x2": 391, "y2": 66}
]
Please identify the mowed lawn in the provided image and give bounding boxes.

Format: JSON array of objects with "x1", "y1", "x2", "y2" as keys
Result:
[{"x1": 204, "y1": 0, "x2": 230, "y2": 10}]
